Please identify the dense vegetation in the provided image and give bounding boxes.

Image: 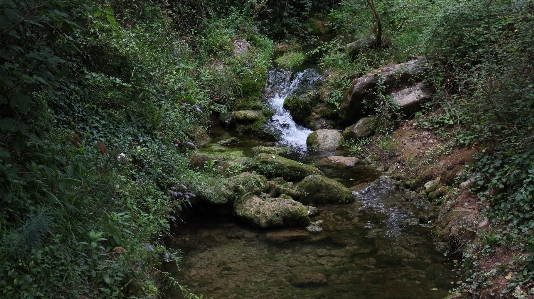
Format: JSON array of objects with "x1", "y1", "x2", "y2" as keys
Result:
[{"x1": 1, "y1": 0, "x2": 532, "y2": 298}]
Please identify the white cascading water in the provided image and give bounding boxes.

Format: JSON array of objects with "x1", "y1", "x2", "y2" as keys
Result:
[{"x1": 263, "y1": 68, "x2": 321, "y2": 152}]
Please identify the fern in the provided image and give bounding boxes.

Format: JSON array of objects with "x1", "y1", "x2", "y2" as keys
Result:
[{"x1": 1, "y1": 207, "x2": 54, "y2": 259}]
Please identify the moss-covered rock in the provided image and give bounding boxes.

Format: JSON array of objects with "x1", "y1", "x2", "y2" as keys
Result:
[
  {"x1": 265, "y1": 178, "x2": 302, "y2": 199},
  {"x1": 251, "y1": 146, "x2": 293, "y2": 158},
  {"x1": 231, "y1": 110, "x2": 264, "y2": 125},
  {"x1": 295, "y1": 175, "x2": 354, "y2": 204},
  {"x1": 187, "y1": 175, "x2": 233, "y2": 205},
  {"x1": 233, "y1": 194, "x2": 310, "y2": 228},
  {"x1": 283, "y1": 91, "x2": 319, "y2": 125},
  {"x1": 252, "y1": 153, "x2": 323, "y2": 181},
  {"x1": 225, "y1": 172, "x2": 268, "y2": 201}
]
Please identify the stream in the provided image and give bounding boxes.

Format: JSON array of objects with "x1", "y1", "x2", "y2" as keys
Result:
[{"x1": 164, "y1": 69, "x2": 457, "y2": 299}]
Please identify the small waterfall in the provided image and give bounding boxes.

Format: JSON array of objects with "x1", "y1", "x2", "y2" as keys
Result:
[{"x1": 263, "y1": 68, "x2": 322, "y2": 152}]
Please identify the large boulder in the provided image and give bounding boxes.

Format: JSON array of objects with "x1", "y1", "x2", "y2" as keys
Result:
[
  {"x1": 295, "y1": 175, "x2": 354, "y2": 204},
  {"x1": 233, "y1": 194, "x2": 310, "y2": 228},
  {"x1": 338, "y1": 57, "x2": 428, "y2": 122},
  {"x1": 342, "y1": 117, "x2": 375, "y2": 140},
  {"x1": 252, "y1": 153, "x2": 323, "y2": 181},
  {"x1": 306, "y1": 129, "x2": 342, "y2": 151}
]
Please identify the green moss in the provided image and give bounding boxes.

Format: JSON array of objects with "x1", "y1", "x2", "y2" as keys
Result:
[
  {"x1": 252, "y1": 153, "x2": 323, "y2": 181},
  {"x1": 275, "y1": 51, "x2": 306, "y2": 69},
  {"x1": 283, "y1": 91, "x2": 318, "y2": 125},
  {"x1": 306, "y1": 131, "x2": 318, "y2": 149},
  {"x1": 295, "y1": 175, "x2": 354, "y2": 204}
]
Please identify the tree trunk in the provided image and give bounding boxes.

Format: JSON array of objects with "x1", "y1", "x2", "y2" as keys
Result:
[{"x1": 366, "y1": 0, "x2": 382, "y2": 49}]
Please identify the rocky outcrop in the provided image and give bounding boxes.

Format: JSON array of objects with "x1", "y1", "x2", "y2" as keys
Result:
[
  {"x1": 252, "y1": 153, "x2": 323, "y2": 181},
  {"x1": 233, "y1": 194, "x2": 310, "y2": 228},
  {"x1": 295, "y1": 175, "x2": 354, "y2": 204},
  {"x1": 306, "y1": 129, "x2": 342, "y2": 151},
  {"x1": 343, "y1": 117, "x2": 375, "y2": 140},
  {"x1": 338, "y1": 57, "x2": 428, "y2": 123}
]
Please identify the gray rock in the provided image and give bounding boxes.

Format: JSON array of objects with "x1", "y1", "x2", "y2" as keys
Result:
[
  {"x1": 391, "y1": 82, "x2": 431, "y2": 116},
  {"x1": 346, "y1": 36, "x2": 378, "y2": 54},
  {"x1": 306, "y1": 129, "x2": 342, "y2": 151},
  {"x1": 343, "y1": 117, "x2": 375, "y2": 140}
]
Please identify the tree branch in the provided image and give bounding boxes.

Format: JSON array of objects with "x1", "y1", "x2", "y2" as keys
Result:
[{"x1": 1, "y1": 0, "x2": 51, "y2": 37}]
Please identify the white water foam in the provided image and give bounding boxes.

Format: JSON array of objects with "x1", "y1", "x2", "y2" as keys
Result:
[{"x1": 264, "y1": 68, "x2": 321, "y2": 152}]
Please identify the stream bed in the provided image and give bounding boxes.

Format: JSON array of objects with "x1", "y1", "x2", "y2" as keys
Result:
[
  {"x1": 164, "y1": 143, "x2": 457, "y2": 299},
  {"x1": 163, "y1": 68, "x2": 457, "y2": 298}
]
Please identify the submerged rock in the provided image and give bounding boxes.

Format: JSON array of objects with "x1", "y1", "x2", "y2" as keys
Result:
[
  {"x1": 295, "y1": 175, "x2": 354, "y2": 204},
  {"x1": 306, "y1": 220, "x2": 324, "y2": 233},
  {"x1": 306, "y1": 129, "x2": 342, "y2": 151},
  {"x1": 252, "y1": 153, "x2": 323, "y2": 181},
  {"x1": 233, "y1": 194, "x2": 310, "y2": 228},
  {"x1": 290, "y1": 272, "x2": 328, "y2": 287},
  {"x1": 265, "y1": 229, "x2": 309, "y2": 242}
]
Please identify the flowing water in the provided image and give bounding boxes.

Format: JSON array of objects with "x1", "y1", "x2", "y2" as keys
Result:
[
  {"x1": 163, "y1": 69, "x2": 457, "y2": 299},
  {"x1": 263, "y1": 68, "x2": 321, "y2": 152}
]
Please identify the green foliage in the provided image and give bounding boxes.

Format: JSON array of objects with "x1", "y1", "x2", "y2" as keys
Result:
[{"x1": 275, "y1": 51, "x2": 306, "y2": 69}]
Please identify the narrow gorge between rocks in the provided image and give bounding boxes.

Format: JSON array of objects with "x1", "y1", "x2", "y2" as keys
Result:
[{"x1": 163, "y1": 69, "x2": 458, "y2": 299}]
